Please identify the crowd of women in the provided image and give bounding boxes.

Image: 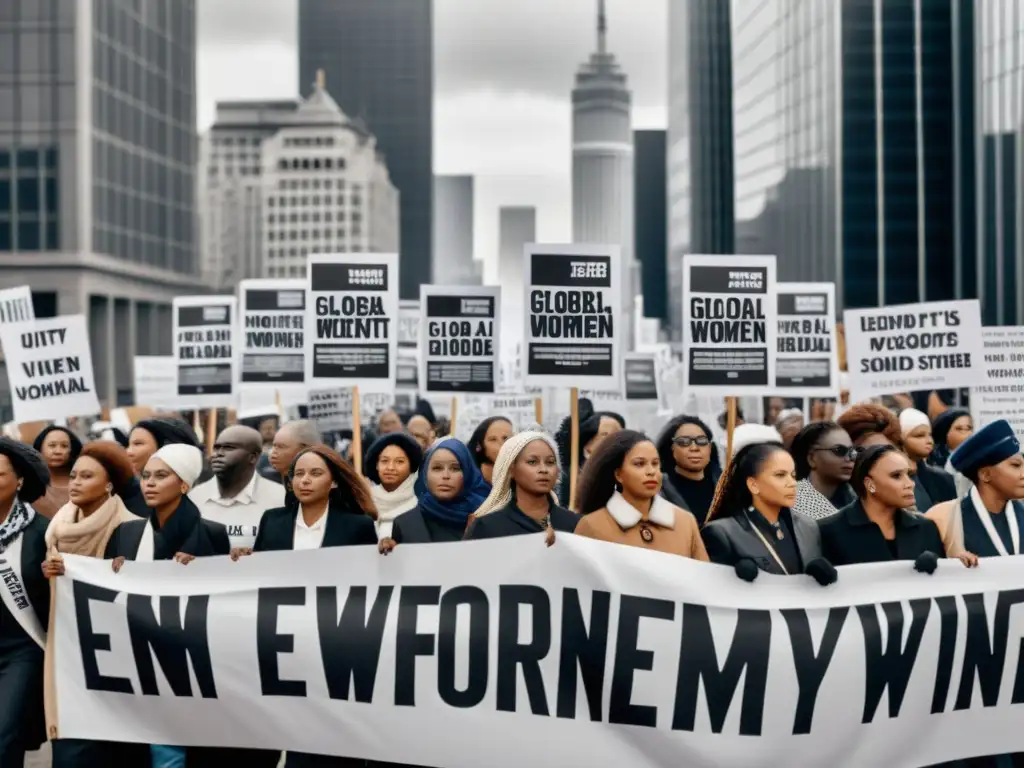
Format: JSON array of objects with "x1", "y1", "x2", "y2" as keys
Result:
[{"x1": 0, "y1": 395, "x2": 1019, "y2": 767}]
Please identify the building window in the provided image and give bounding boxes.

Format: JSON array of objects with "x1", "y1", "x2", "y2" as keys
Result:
[
  {"x1": 18, "y1": 220, "x2": 40, "y2": 251},
  {"x1": 0, "y1": 220, "x2": 10, "y2": 251}
]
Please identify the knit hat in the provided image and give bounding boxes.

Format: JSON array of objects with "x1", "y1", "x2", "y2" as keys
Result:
[
  {"x1": 898, "y1": 408, "x2": 931, "y2": 438},
  {"x1": 473, "y1": 431, "x2": 561, "y2": 518},
  {"x1": 151, "y1": 444, "x2": 204, "y2": 489},
  {"x1": 363, "y1": 432, "x2": 423, "y2": 485},
  {"x1": 731, "y1": 424, "x2": 783, "y2": 457},
  {"x1": 950, "y1": 419, "x2": 1020, "y2": 478}
]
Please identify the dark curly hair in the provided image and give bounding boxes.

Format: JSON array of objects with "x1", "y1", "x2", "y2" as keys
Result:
[
  {"x1": 837, "y1": 403, "x2": 902, "y2": 448},
  {"x1": 705, "y1": 442, "x2": 790, "y2": 524},
  {"x1": 575, "y1": 430, "x2": 654, "y2": 515},
  {"x1": 77, "y1": 440, "x2": 136, "y2": 497},
  {"x1": 0, "y1": 437, "x2": 50, "y2": 504},
  {"x1": 790, "y1": 421, "x2": 845, "y2": 480},
  {"x1": 290, "y1": 444, "x2": 377, "y2": 518},
  {"x1": 655, "y1": 415, "x2": 721, "y2": 476},
  {"x1": 32, "y1": 425, "x2": 82, "y2": 471},
  {"x1": 850, "y1": 444, "x2": 904, "y2": 499},
  {"x1": 467, "y1": 416, "x2": 513, "y2": 468},
  {"x1": 131, "y1": 417, "x2": 201, "y2": 449}
]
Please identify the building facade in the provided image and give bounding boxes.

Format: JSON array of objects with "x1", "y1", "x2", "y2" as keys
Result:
[
  {"x1": 633, "y1": 129, "x2": 667, "y2": 323},
  {"x1": 494, "y1": 205, "x2": 535, "y2": 367},
  {"x1": 298, "y1": 0, "x2": 432, "y2": 299},
  {"x1": 0, "y1": 0, "x2": 199, "y2": 413},
  {"x1": 433, "y1": 174, "x2": 479, "y2": 285}
]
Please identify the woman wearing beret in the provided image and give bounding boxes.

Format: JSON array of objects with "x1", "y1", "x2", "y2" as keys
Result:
[
  {"x1": 926, "y1": 419, "x2": 1024, "y2": 559},
  {"x1": 363, "y1": 432, "x2": 422, "y2": 540},
  {"x1": 0, "y1": 438, "x2": 50, "y2": 767},
  {"x1": 900, "y1": 408, "x2": 956, "y2": 512},
  {"x1": 31, "y1": 424, "x2": 83, "y2": 518}
]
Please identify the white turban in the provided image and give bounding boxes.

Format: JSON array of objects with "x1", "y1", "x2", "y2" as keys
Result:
[
  {"x1": 152, "y1": 444, "x2": 204, "y2": 489},
  {"x1": 899, "y1": 408, "x2": 931, "y2": 438},
  {"x1": 731, "y1": 424, "x2": 784, "y2": 457}
]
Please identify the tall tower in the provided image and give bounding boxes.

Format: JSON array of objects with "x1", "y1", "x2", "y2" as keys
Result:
[{"x1": 572, "y1": 0, "x2": 635, "y2": 347}]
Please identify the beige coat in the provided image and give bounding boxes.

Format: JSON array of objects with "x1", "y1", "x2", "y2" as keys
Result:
[
  {"x1": 924, "y1": 497, "x2": 965, "y2": 557},
  {"x1": 574, "y1": 491, "x2": 709, "y2": 560}
]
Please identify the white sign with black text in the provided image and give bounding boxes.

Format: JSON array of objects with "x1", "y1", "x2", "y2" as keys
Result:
[
  {"x1": 306, "y1": 253, "x2": 398, "y2": 394},
  {"x1": 0, "y1": 315, "x2": 100, "y2": 422},
  {"x1": 775, "y1": 282, "x2": 840, "y2": 397},
  {"x1": 307, "y1": 387, "x2": 392, "y2": 434},
  {"x1": 0, "y1": 285, "x2": 34, "y2": 326},
  {"x1": 970, "y1": 326, "x2": 1024, "y2": 439},
  {"x1": 420, "y1": 285, "x2": 500, "y2": 394},
  {"x1": 172, "y1": 296, "x2": 238, "y2": 408},
  {"x1": 682, "y1": 254, "x2": 777, "y2": 395},
  {"x1": 132, "y1": 356, "x2": 179, "y2": 409},
  {"x1": 843, "y1": 299, "x2": 985, "y2": 400},
  {"x1": 523, "y1": 243, "x2": 621, "y2": 389},
  {"x1": 238, "y1": 279, "x2": 305, "y2": 388}
]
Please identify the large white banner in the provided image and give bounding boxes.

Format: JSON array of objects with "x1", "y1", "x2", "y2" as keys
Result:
[
  {"x1": 172, "y1": 296, "x2": 238, "y2": 408},
  {"x1": 970, "y1": 326, "x2": 1024, "y2": 438},
  {"x1": 52, "y1": 538, "x2": 1024, "y2": 767},
  {"x1": 238, "y1": 279, "x2": 306, "y2": 389},
  {"x1": 0, "y1": 315, "x2": 100, "y2": 422}
]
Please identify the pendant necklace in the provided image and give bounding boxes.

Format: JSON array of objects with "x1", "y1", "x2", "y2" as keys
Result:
[{"x1": 639, "y1": 522, "x2": 654, "y2": 543}]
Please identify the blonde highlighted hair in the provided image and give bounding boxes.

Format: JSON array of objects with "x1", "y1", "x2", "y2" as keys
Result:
[{"x1": 472, "y1": 430, "x2": 561, "y2": 518}]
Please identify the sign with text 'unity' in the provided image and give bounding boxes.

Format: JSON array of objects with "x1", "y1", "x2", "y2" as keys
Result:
[
  {"x1": 238, "y1": 279, "x2": 305, "y2": 388},
  {"x1": 306, "y1": 253, "x2": 398, "y2": 394},
  {"x1": 172, "y1": 296, "x2": 237, "y2": 408},
  {"x1": 523, "y1": 243, "x2": 621, "y2": 389},
  {"x1": 53, "y1": 539, "x2": 1024, "y2": 766},
  {"x1": 419, "y1": 285, "x2": 500, "y2": 394}
]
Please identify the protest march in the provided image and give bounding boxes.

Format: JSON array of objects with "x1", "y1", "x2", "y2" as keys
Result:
[{"x1": 1, "y1": 251, "x2": 1024, "y2": 768}]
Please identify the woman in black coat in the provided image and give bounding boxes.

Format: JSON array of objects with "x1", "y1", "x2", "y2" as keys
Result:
[
  {"x1": 0, "y1": 438, "x2": 50, "y2": 767},
  {"x1": 819, "y1": 444, "x2": 977, "y2": 569},
  {"x1": 654, "y1": 415, "x2": 722, "y2": 522}
]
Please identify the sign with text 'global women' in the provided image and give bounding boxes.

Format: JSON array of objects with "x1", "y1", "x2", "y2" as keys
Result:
[{"x1": 52, "y1": 538, "x2": 1024, "y2": 767}]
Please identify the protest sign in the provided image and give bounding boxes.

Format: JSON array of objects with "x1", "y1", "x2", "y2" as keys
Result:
[
  {"x1": 453, "y1": 394, "x2": 539, "y2": 440},
  {"x1": 307, "y1": 387, "x2": 392, "y2": 433},
  {"x1": 523, "y1": 243, "x2": 621, "y2": 388},
  {"x1": 682, "y1": 254, "x2": 777, "y2": 394},
  {"x1": 0, "y1": 285, "x2": 34, "y2": 325},
  {"x1": 775, "y1": 282, "x2": 840, "y2": 397},
  {"x1": 0, "y1": 315, "x2": 100, "y2": 422},
  {"x1": 306, "y1": 253, "x2": 398, "y2": 394},
  {"x1": 53, "y1": 538, "x2": 1024, "y2": 767},
  {"x1": 623, "y1": 353, "x2": 660, "y2": 401},
  {"x1": 398, "y1": 299, "x2": 420, "y2": 350},
  {"x1": 843, "y1": 299, "x2": 985, "y2": 400},
  {"x1": 396, "y1": 348, "x2": 419, "y2": 391},
  {"x1": 970, "y1": 326, "x2": 1024, "y2": 438},
  {"x1": 238, "y1": 279, "x2": 305, "y2": 387},
  {"x1": 172, "y1": 296, "x2": 237, "y2": 408},
  {"x1": 420, "y1": 285, "x2": 500, "y2": 394},
  {"x1": 132, "y1": 356, "x2": 179, "y2": 409}
]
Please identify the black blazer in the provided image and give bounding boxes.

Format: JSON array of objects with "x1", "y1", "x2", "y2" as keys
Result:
[
  {"x1": 915, "y1": 460, "x2": 957, "y2": 508},
  {"x1": 252, "y1": 505, "x2": 377, "y2": 551},
  {"x1": 13, "y1": 511, "x2": 50, "y2": 636},
  {"x1": 819, "y1": 499, "x2": 946, "y2": 566},
  {"x1": 702, "y1": 510, "x2": 822, "y2": 575},
  {"x1": 104, "y1": 517, "x2": 230, "y2": 560}
]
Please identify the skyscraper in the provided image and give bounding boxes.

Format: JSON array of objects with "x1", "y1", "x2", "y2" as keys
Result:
[
  {"x1": 572, "y1": 0, "x2": 635, "y2": 344},
  {"x1": 633, "y1": 130, "x2": 667, "y2": 323},
  {"x1": 298, "y1": 0, "x2": 433, "y2": 299},
  {"x1": 0, "y1": 0, "x2": 199, "y2": 412},
  {"x1": 433, "y1": 175, "x2": 479, "y2": 285},
  {"x1": 495, "y1": 205, "x2": 535, "y2": 363}
]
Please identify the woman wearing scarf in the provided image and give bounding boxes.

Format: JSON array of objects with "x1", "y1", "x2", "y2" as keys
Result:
[
  {"x1": 123, "y1": 417, "x2": 203, "y2": 517},
  {"x1": 364, "y1": 433, "x2": 422, "y2": 540},
  {"x1": 465, "y1": 431, "x2": 578, "y2": 540},
  {"x1": 31, "y1": 424, "x2": 83, "y2": 518},
  {"x1": 926, "y1": 420, "x2": 1024, "y2": 559},
  {"x1": 41, "y1": 440, "x2": 146, "y2": 766},
  {"x1": 380, "y1": 437, "x2": 489, "y2": 547},
  {"x1": 573, "y1": 430, "x2": 707, "y2": 558},
  {"x1": 466, "y1": 416, "x2": 515, "y2": 487},
  {"x1": 900, "y1": 408, "x2": 956, "y2": 512},
  {"x1": 930, "y1": 407, "x2": 974, "y2": 496},
  {"x1": 0, "y1": 438, "x2": 50, "y2": 767}
]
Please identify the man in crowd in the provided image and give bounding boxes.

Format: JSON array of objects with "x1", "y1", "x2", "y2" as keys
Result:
[
  {"x1": 407, "y1": 413, "x2": 436, "y2": 450},
  {"x1": 377, "y1": 408, "x2": 404, "y2": 435},
  {"x1": 190, "y1": 426, "x2": 285, "y2": 549}
]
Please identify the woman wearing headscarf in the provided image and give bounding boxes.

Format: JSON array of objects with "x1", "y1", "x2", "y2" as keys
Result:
[
  {"x1": 380, "y1": 437, "x2": 489, "y2": 547},
  {"x1": 466, "y1": 416, "x2": 514, "y2": 487},
  {"x1": 930, "y1": 407, "x2": 974, "y2": 496},
  {"x1": 123, "y1": 417, "x2": 203, "y2": 517},
  {"x1": 819, "y1": 444, "x2": 977, "y2": 571},
  {"x1": 900, "y1": 408, "x2": 956, "y2": 512},
  {"x1": 555, "y1": 401, "x2": 625, "y2": 508},
  {"x1": 702, "y1": 441, "x2": 835, "y2": 584},
  {"x1": 363, "y1": 432, "x2": 422, "y2": 540},
  {"x1": 926, "y1": 420, "x2": 1024, "y2": 559},
  {"x1": 837, "y1": 403, "x2": 903, "y2": 448},
  {"x1": 31, "y1": 424, "x2": 83, "y2": 518},
  {"x1": 789, "y1": 421, "x2": 857, "y2": 520},
  {"x1": 654, "y1": 415, "x2": 721, "y2": 521},
  {"x1": 0, "y1": 439, "x2": 50, "y2": 767},
  {"x1": 40, "y1": 440, "x2": 147, "y2": 766},
  {"x1": 573, "y1": 430, "x2": 707, "y2": 559},
  {"x1": 465, "y1": 430, "x2": 577, "y2": 540}
]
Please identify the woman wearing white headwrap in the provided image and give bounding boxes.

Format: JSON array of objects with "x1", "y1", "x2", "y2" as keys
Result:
[
  {"x1": 465, "y1": 431, "x2": 578, "y2": 541},
  {"x1": 900, "y1": 408, "x2": 956, "y2": 511}
]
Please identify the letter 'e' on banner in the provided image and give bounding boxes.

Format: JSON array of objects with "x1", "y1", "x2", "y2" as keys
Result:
[
  {"x1": 172, "y1": 296, "x2": 238, "y2": 408},
  {"x1": 419, "y1": 285, "x2": 500, "y2": 394},
  {"x1": 237, "y1": 279, "x2": 306, "y2": 389},
  {"x1": 681, "y1": 254, "x2": 778, "y2": 395},
  {"x1": 306, "y1": 252, "x2": 399, "y2": 395},
  {"x1": 842, "y1": 298, "x2": 986, "y2": 401},
  {"x1": 522, "y1": 243, "x2": 622, "y2": 389},
  {"x1": 0, "y1": 314, "x2": 101, "y2": 423},
  {"x1": 775, "y1": 282, "x2": 840, "y2": 398}
]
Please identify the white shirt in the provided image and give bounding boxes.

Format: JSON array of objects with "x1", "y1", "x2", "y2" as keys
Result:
[
  {"x1": 190, "y1": 471, "x2": 286, "y2": 549},
  {"x1": 293, "y1": 505, "x2": 328, "y2": 550}
]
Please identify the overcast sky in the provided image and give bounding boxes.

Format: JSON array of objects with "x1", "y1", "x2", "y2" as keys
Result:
[{"x1": 196, "y1": 0, "x2": 667, "y2": 274}]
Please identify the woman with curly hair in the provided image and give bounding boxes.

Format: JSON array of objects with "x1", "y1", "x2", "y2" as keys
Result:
[
  {"x1": 837, "y1": 402, "x2": 902, "y2": 448},
  {"x1": 573, "y1": 430, "x2": 706, "y2": 558},
  {"x1": 654, "y1": 415, "x2": 721, "y2": 521},
  {"x1": 31, "y1": 424, "x2": 83, "y2": 518},
  {"x1": 788, "y1": 421, "x2": 857, "y2": 520}
]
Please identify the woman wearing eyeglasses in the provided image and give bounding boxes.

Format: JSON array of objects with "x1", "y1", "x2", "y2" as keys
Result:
[
  {"x1": 654, "y1": 416, "x2": 721, "y2": 523},
  {"x1": 789, "y1": 422, "x2": 857, "y2": 520}
]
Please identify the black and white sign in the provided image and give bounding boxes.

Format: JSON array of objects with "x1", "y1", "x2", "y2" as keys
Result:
[
  {"x1": 172, "y1": 296, "x2": 237, "y2": 408},
  {"x1": 307, "y1": 387, "x2": 393, "y2": 433},
  {"x1": 397, "y1": 348, "x2": 418, "y2": 391},
  {"x1": 132, "y1": 356, "x2": 179, "y2": 409},
  {"x1": 0, "y1": 315, "x2": 100, "y2": 422},
  {"x1": 682, "y1": 254, "x2": 777, "y2": 394},
  {"x1": 775, "y1": 282, "x2": 839, "y2": 397},
  {"x1": 523, "y1": 244, "x2": 621, "y2": 388},
  {"x1": 843, "y1": 299, "x2": 985, "y2": 400},
  {"x1": 623, "y1": 353, "x2": 660, "y2": 401},
  {"x1": 306, "y1": 253, "x2": 398, "y2": 395},
  {"x1": 420, "y1": 285, "x2": 500, "y2": 394},
  {"x1": 0, "y1": 285, "x2": 34, "y2": 326},
  {"x1": 398, "y1": 299, "x2": 420, "y2": 350},
  {"x1": 970, "y1": 326, "x2": 1024, "y2": 438},
  {"x1": 238, "y1": 279, "x2": 305, "y2": 387}
]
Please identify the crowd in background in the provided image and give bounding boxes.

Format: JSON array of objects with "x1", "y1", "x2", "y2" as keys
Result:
[{"x1": 0, "y1": 390, "x2": 1019, "y2": 767}]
